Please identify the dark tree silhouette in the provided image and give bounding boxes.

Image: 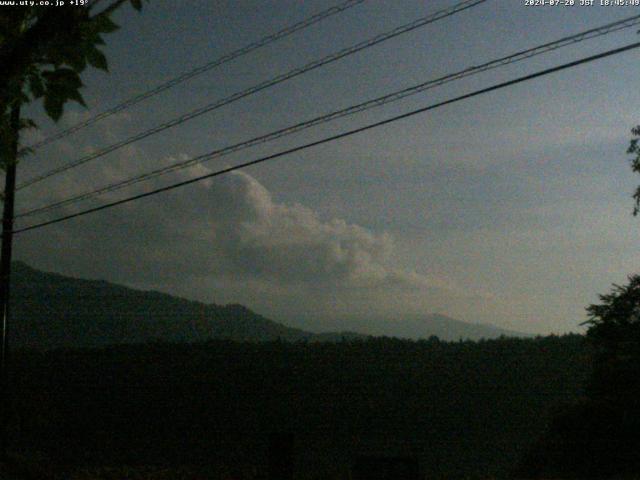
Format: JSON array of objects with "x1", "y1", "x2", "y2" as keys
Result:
[
  {"x1": 515, "y1": 129, "x2": 640, "y2": 479},
  {"x1": 0, "y1": 0, "x2": 149, "y2": 464},
  {"x1": 0, "y1": 0, "x2": 148, "y2": 128},
  {"x1": 583, "y1": 276, "x2": 640, "y2": 402},
  {"x1": 515, "y1": 277, "x2": 640, "y2": 479},
  {"x1": 627, "y1": 126, "x2": 640, "y2": 215}
]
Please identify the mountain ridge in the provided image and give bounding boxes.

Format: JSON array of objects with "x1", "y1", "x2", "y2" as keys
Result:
[{"x1": 9, "y1": 261, "x2": 528, "y2": 348}]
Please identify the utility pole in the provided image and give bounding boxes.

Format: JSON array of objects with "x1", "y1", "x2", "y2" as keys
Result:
[
  {"x1": 0, "y1": 1, "x2": 147, "y2": 463},
  {"x1": 0, "y1": 103, "x2": 21, "y2": 460}
]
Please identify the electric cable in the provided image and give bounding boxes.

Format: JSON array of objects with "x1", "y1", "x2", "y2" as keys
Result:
[
  {"x1": 25, "y1": 0, "x2": 367, "y2": 151},
  {"x1": 16, "y1": 14, "x2": 640, "y2": 220},
  {"x1": 14, "y1": 41, "x2": 640, "y2": 235},
  {"x1": 16, "y1": 0, "x2": 487, "y2": 191}
]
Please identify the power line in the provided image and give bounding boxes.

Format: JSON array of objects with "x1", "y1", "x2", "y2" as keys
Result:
[
  {"x1": 16, "y1": 0, "x2": 487, "y2": 191},
  {"x1": 25, "y1": 0, "x2": 367, "y2": 151},
  {"x1": 13, "y1": 41, "x2": 640, "y2": 235},
  {"x1": 15, "y1": 13, "x2": 640, "y2": 220}
]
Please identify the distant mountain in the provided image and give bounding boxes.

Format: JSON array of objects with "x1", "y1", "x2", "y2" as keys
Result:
[
  {"x1": 9, "y1": 262, "x2": 323, "y2": 349},
  {"x1": 8, "y1": 262, "x2": 526, "y2": 349},
  {"x1": 349, "y1": 313, "x2": 531, "y2": 341}
]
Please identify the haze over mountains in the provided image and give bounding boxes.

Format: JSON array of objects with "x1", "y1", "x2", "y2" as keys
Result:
[
  {"x1": 289, "y1": 312, "x2": 531, "y2": 342},
  {"x1": 10, "y1": 262, "x2": 528, "y2": 349}
]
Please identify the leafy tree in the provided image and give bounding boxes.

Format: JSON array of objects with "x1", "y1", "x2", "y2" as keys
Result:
[
  {"x1": 0, "y1": 0, "x2": 147, "y2": 168},
  {"x1": 0, "y1": 0, "x2": 149, "y2": 462},
  {"x1": 583, "y1": 275, "x2": 640, "y2": 400},
  {"x1": 515, "y1": 278, "x2": 640, "y2": 478},
  {"x1": 514, "y1": 130, "x2": 640, "y2": 478},
  {"x1": 627, "y1": 126, "x2": 640, "y2": 215}
]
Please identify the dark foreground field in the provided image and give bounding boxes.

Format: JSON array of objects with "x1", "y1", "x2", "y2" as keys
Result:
[{"x1": 5, "y1": 335, "x2": 589, "y2": 479}]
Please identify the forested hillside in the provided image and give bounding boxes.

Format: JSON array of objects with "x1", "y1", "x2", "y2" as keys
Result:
[
  {"x1": 10, "y1": 262, "x2": 320, "y2": 347},
  {"x1": 9, "y1": 334, "x2": 589, "y2": 479},
  {"x1": 9, "y1": 262, "x2": 525, "y2": 348}
]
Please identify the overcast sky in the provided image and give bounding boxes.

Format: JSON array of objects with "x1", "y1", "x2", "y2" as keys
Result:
[{"x1": 12, "y1": 0, "x2": 640, "y2": 335}]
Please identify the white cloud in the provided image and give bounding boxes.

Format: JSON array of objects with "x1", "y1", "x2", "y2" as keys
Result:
[{"x1": 17, "y1": 158, "x2": 500, "y2": 331}]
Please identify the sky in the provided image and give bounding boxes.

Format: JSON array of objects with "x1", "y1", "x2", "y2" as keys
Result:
[{"x1": 11, "y1": 0, "x2": 640, "y2": 336}]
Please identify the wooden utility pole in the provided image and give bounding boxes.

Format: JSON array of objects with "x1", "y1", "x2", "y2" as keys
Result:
[{"x1": 0, "y1": 103, "x2": 21, "y2": 460}]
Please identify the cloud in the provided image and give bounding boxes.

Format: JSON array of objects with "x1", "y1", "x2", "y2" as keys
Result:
[
  {"x1": 15, "y1": 154, "x2": 501, "y2": 331},
  {"x1": 225, "y1": 172, "x2": 395, "y2": 286}
]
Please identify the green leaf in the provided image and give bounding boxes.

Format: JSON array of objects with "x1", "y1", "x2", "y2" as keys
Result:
[
  {"x1": 130, "y1": 0, "x2": 143, "y2": 11},
  {"x1": 86, "y1": 47, "x2": 108, "y2": 72},
  {"x1": 42, "y1": 68, "x2": 83, "y2": 90},
  {"x1": 66, "y1": 87, "x2": 86, "y2": 107},
  {"x1": 40, "y1": 66, "x2": 87, "y2": 117},
  {"x1": 43, "y1": 95, "x2": 64, "y2": 122},
  {"x1": 65, "y1": 47, "x2": 87, "y2": 72},
  {"x1": 94, "y1": 14, "x2": 119, "y2": 34}
]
